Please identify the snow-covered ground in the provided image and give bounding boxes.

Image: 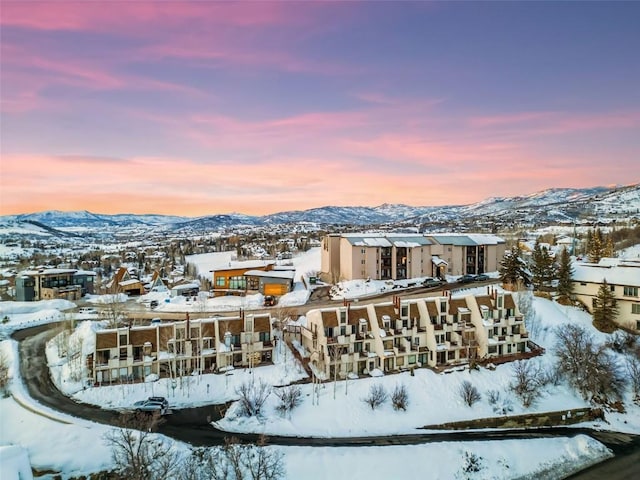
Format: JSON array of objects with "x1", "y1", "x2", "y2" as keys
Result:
[{"x1": 2, "y1": 245, "x2": 640, "y2": 478}]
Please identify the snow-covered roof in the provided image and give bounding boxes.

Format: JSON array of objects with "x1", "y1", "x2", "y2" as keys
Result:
[
  {"x1": 244, "y1": 270, "x2": 295, "y2": 280},
  {"x1": 119, "y1": 279, "x2": 141, "y2": 287},
  {"x1": 23, "y1": 268, "x2": 77, "y2": 276},
  {"x1": 572, "y1": 258, "x2": 640, "y2": 286},
  {"x1": 171, "y1": 282, "x2": 200, "y2": 290},
  {"x1": 431, "y1": 255, "x2": 448, "y2": 266},
  {"x1": 211, "y1": 260, "x2": 275, "y2": 271},
  {"x1": 344, "y1": 233, "x2": 432, "y2": 248},
  {"x1": 428, "y1": 233, "x2": 504, "y2": 246},
  {"x1": 74, "y1": 270, "x2": 97, "y2": 276}
]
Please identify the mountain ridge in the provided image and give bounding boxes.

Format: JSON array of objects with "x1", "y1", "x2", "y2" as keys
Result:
[{"x1": 2, "y1": 183, "x2": 638, "y2": 232}]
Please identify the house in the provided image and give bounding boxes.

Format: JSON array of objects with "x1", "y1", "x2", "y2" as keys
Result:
[
  {"x1": 244, "y1": 269, "x2": 295, "y2": 296},
  {"x1": 211, "y1": 260, "x2": 276, "y2": 296},
  {"x1": 15, "y1": 268, "x2": 96, "y2": 301},
  {"x1": 320, "y1": 233, "x2": 506, "y2": 283},
  {"x1": 145, "y1": 270, "x2": 168, "y2": 293},
  {"x1": 89, "y1": 313, "x2": 274, "y2": 384},
  {"x1": 300, "y1": 288, "x2": 532, "y2": 379},
  {"x1": 170, "y1": 282, "x2": 200, "y2": 298},
  {"x1": 572, "y1": 257, "x2": 640, "y2": 332},
  {"x1": 105, "y1": 267, "x2": 144, "y2": 296}
]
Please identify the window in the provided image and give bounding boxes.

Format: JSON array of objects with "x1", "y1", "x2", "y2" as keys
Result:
[
  {"x1": 216, "y1": 276, "x2": 226, "y2": 287},
  {"x1": 624, "y1": 286, "x2": 639, "y2": 297},
  {"x1": 440, "y1": 302, "x2": 447, "y2": 313},
  {"x1": 632, "y1": 304, "x2": 640, "y2": 315},
  {"x1": 610, "y1": 285, "x2": 615, "y2": 292},
  {"x1": 259, "y1": 331, "x2": 270, "y2": 343},
  {"x1": 229, "y1": 276, "x2": 246, "y2": 290},
  {"x1": 340, "y1": 310, "x2": 347, "y2": 323}
]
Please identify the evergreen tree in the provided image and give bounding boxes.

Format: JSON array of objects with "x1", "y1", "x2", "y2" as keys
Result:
[
  {"x1": 603, "y1": 236, "x2": 615, "y2": 258},
  {"x1": 531, "y1": 239, "x2": 556, "y2": 291},
  {"x1": 592, "y1": 279, "x2": 619, "y2": 333},
  {"x1": 556, "y1": 247, "x2": 574, "y2": 300},
  {"x1": 588, "y1": 228, "x2": 605, "y2": 263},
  {"x1": 499, "y1": 244, "x2": 531, "y2": 288}
]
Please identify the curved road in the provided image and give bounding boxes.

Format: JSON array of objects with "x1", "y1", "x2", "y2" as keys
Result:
[{"x1": 12, "y1": 321, "x2": 640, "y2": 478}]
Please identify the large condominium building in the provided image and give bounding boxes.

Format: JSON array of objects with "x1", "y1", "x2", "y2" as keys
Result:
[
  {"x1": 320, "y1": 233, "x2": 506, "y2": 283},
  {"x1": 89, "y1": 314, "x2": 274, "y2": 385},
  {"x1": 572, "y1": 257, "x2": 640, "y2": 332},
  {"x1": 300, "y1": 289, "x2": 532, "y2": 380}
]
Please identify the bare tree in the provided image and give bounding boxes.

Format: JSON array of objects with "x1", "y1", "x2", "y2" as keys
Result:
[
  {"x1": 510, "y1": 360, "x2": 543, "y2": 408},
  {"x1": 274, "y1": 385, "x2": 302, "y2": 418},
  {"x1": 517, "y1": 288, "x2": 540, "y2": 339},
  {"x1": 102, "y1": 293, "x2": 127, "y2": 328},
  {"x1": 555, "y1": 324, "x2": 625, "y2": 402},
  {"x1": 194, "y1": 436, "x2": 285, "y2": 480},
  {"x1": 459, "y1": 380, "x2": 481, "y2": 407},
  {"x1": 235, "y1": 378, "x2": 272, "y2": 417},
  {"x1": 327, "y1": 344, "x2": 345, "y2": 399},
  {"x1": 0, "y1": 351, "x2": 9, "y2": 397},
  {"x1": 363, "y1": 383, "x2": 387, "y2": 410},
  {"x1": 104, "y1": 412, "x2": 181, "y2": 480},
  {"x1": 626, "y1": 355, "x2": 640, "y2": 403},
  {"x1": 391, "y1": 383, "x2": 409, "y2": 411}
]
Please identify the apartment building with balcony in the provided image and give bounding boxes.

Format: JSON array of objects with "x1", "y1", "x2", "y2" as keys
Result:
[
  {"x1": 300, "y1": 289, "x2": 530, "y2": 380},
  {"x1": 572, "y1": 257, "x2": 640, "y2": 332},
  {"x1": 320, "y1": 233, "x2": 505, "y2": 283},
  {"x1": 89, "y1": 313, "x2": 274, "y2": 385}
]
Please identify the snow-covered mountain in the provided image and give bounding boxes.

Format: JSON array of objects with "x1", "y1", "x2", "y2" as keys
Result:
[{"x1": 2, "y1": 184, "x2": 638, "y2": 236}]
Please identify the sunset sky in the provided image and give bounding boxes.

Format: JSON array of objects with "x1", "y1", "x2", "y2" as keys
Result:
[{"x1": 1, "y1": 1, "x2": 639, "y2": 216}]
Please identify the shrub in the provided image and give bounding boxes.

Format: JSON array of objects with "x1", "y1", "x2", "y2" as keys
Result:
[
  {"x1": 363, "y1": 384, "x2": 387, "y2": 410},
  {"x1": 391, "y1": 384, "x2": 409, "y2": 411},
  {"x1": 459, "y1": 380, "x2": 481, "y2": 407}
]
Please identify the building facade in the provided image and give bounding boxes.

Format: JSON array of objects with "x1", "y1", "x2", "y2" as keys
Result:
[
  {"x1": 572, "y1": 257, "x2": 640, "y2": 332},
  {"x1": 89, "y1": 313, "x2": 274, "y2": 384},
  {"x1": 320, "y1": 233, "x2": 506, "y2": 283},
  {"x1": 300, "y1": 289, "x2": 531, "y2": 380},
  {"x1": 15, "y1": 268, "x2": 96, "y2": 301}
]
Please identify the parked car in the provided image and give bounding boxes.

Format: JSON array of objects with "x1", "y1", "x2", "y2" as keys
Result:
[
  {"x1": 150, "y1": 300, "x2": 159, "y2": 309},
  {"x1": 263, "y1": 295, "x2": 277, "y2": 307},
  {"x1": 422, "y1": 278, "x2": 444, "y2": 288},
  {"x1": 457, "y1": 274, "x2": 477, "y2": 283},
  {"x1": 474, "y1": 274, "x2": 489, "y2": 282},
  {"x1": 78, "y1": 307, "x2": 97, "y2": 315},
  {"x1": 150, "y1": 317, "x2": 162, "y2": 325},
  {"x1": 133, "y1": 396, "x2": 168, "y2": 415}
]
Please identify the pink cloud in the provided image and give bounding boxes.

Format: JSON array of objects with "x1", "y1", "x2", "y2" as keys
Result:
[
  {"x1": 469, "y1": 110, "x2": 640, "y2": 135},
  {"x1": 0, "y1": 2, "x2": 310, "y2": 33}
]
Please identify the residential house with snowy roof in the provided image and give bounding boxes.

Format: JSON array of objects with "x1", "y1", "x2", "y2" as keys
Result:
[
  {"x1": 320, "y1": 233, "x2": 505, "y2": 283},
  {"x1": 300, "y1": 289, "x2": 532, "y2": 380},
  {"x1": 572, "y1": 258, "x2": 640, "y2": 332},
  {"x1": 105, "y1": 267, "x2": 144, "y2": 296},
  {"x1": 210, "y1": 260, "x2": 276, "y2": 296},
  {"x1": 89, "y1": 313, "x2": 274, "y2": 384}
]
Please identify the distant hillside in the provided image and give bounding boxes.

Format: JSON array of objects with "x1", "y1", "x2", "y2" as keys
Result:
[{"x1": 2, "y1": 184, "x2": 638, "y2": 237}]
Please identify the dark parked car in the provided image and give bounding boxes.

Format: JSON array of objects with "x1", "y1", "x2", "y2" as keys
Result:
[
  {"x1": 457, "y1": 274, "x2": 477, "y2": 283},
  {"x1": 474, "y1": 274, "x2": 489, "y2": 282},
  {"x1": 264, "y1": 295, "x2": 277, "y2": 307},
  {"x1": 133, "y1": 396, "x2": 169, "y2": 415},
  {"x1": 423, "y1": 278, "x2": 444, "y2": 288}
]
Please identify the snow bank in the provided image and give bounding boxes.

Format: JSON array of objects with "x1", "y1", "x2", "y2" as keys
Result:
[{"x1": 0, "y1": 445, "x2": 33, "y2": 480}]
